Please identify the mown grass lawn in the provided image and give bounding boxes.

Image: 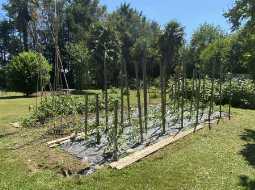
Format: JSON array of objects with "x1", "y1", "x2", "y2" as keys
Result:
[{"x1": 0, "y1": 94, "x2": 255, "y2": 190}]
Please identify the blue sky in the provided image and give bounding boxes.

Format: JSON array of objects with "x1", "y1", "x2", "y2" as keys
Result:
[
  {"x1": 0, "y1": 0, "x2": 234, "y2": 39},
  {"x1": 100, "y1": 0, "x2": 234, "y2": 39}
]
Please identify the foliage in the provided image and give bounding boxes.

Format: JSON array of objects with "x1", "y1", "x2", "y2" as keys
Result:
[
  {"x1": 66, "y1": 42, "x2": 90, "y2": 90},
  {"x1": 199, "y1": 37, "x2": 232, "y2": 76},
  {"x1": 0, "y1": 68, "x2": 6, "y2": 89},
  {"x1": 22, "y1": 94, "x2": 120, "y2": 127},
  {"x1": 65, "y1": 0, "x2": 106, "y2": 42},
  {"x1": 188, "y1": 23, "x2": 224, "y2": 76},
  {"x1": 0, "y1": 20, "x2": 22, "y2": 66},
  {"x1": 224, "y1": 0, "x2": 255, "y2": 79},
  {"x1": 171, "y1": 78, "x2": 255, "y2": 109},
  {"x1": 5, "y1": 51, "x2": 51, "y2": 96},
  {"x1": 159, "y1": 20, "x2": 184, "y2": 72},
  {"x1": 108, "y1": 3, "x2": 161, "y2": 78},
  {"x1": 88, "y1": 22, "x2": 121, "y2": 88},
  {"x1": 224, "y1": 0, "x2": 255, "y2": 31}
]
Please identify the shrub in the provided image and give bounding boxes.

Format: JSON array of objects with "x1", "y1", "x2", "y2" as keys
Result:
[{"x1": 5, "y1": 51, "x2": 51, "y2": 96}]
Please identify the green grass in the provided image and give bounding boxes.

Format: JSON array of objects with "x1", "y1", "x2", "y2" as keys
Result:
[{"x1": 1, "y1": 93, "x2": 255, "y2": 189}]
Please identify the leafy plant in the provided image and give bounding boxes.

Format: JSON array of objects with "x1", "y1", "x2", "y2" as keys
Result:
[{"x1": 5, "y1": 51, "x2": 51, "y2": 96}]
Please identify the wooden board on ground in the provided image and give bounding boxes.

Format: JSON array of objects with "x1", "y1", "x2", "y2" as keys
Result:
[
  {"x1": 110, "y1": 118, "x2": 220, "y2": 170},
  {"x1": 47, "y1": 132, "x2": 84, "y2": 147}
]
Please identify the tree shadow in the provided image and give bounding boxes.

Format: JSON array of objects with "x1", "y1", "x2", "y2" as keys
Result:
[
  {"x1": 239, "y1": 129, "x2": 255, "y2": 190},
  {"x1": 239, "y1": 175, "x2": 255, "y2": 190},
  {"x1": 240, "y1": 129, "x2": 255, "y2": 168},
  {"x1": 0, "y1": 96, "x2": 31, "y2": 100}
]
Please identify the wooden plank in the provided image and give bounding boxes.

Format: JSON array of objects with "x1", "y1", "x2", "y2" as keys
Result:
[
  {"x1": 47, "y1": 132, "x2": 84, "y2": 146},
  {"x1": 110, "y1": 119, "x2": 219, "y2": 170}
]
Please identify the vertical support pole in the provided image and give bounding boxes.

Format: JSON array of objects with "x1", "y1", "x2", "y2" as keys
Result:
[
  {"x1": 124, "y1": 60, "x2": 131, "y2": 124},
  {"x1": 95, "y1": 94, "x2": 100, "y2": 144},
  {"x1": 160, "y1": 59, "x2": 166, "y2": 134},
  {"x1": 228, "y1": 73, "x2": 232, "y2": 120},
  {"x1": 189, "y1": 70, "x2": 195, "y2": 121},
  {"x1": 84, "y1": 94, "x2": 88, "y2": 138},
  {"x1": 195, "y1": 73, "x2": 201, "y2": 129},
  {"x1": 173, "y1": 78, "x2": 177, "y2": 111},
  {"x1": 208, "y1": 62, "x2": 215, "y2": 129},
  {"x1": 103, "y1": 51, "x2": 108, "y2": 131},
  {"x1": 143, "y1": 51, "x2": 148, "y2": 133},
  {"x1": 181, "y1": 63, "x2": 185, "y2": 129},
  {"x1": 120, "y1": 57, "x2": 124, "y2": 129},
  {"x1": 113, "y1": 100, "x2": 118, "y2": 161},
  {"x1": 176, "y1": 78, "x2": 180, "y2": 120},
  {"x1": 219, "y1": 65, "x2": 223, "y2": 119},
  {"x1": 200, "y1": 74, "x2": 206, "y2": 119},
  {"x1": 135, "y1": 59, "x2": 143, "y2": 143}
]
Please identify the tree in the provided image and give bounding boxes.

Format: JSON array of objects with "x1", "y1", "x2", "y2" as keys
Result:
[
  {"x1": 0, "y1": 20, "x2": 23, "y2": 66},
  {"x1": 224, "y1": 0, "x2": 255, "y2": 78},
  {"x1": 87, "y1": 22, "x2": 121, "y2": 88},
  {"x1": 224, "y1": 0, "x2": 255, "y2": 31},
  {"x1": 158, "y1": 20, "x2": 184, "y2": 133},
  {"x1": 4, "y1": 0, "x2": 36, "y2": 50},
  {"x1": 108, "y1": 3, "x2": 161, "y2": 78},
  {"x1": 66, "y1": 42, "x2": 90, "y2": 90},
  {"x1": 159, "y1": 21, "x2": 185, "y2": 74},
  {"x1": 5, "y1": 51, "x2": 51, "y2": 96},
  {"x1": 200, "y1": 37, "x2": 232, "y2": 77},
  {"x1": 65, "y1": 0, "x2": 106, "y2": 42},
  {"x1": 189, "y1": 23, "x2": 224, "y2": 76}
]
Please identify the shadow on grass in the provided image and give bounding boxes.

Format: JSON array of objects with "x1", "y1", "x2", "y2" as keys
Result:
[
  {"x1": 239, "y1": 175, "x2": 255, "y2": 190},
  {"x1": 239, "y1": 129, "x2": 255, "y2": 190},
  {"x1": 0, "y1": 96, "x2": 32, "y2": 100},
  {"x1": 240, "y1": 129, "x2": 255, "y2": 168},
  {"x1": 0, "y1": 131, "x2": 17, "y2": 139}
]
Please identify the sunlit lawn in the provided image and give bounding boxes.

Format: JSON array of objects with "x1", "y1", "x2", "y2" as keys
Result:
[{"x1": 0, "y1": 92, "x2": 255, "y2": 189}]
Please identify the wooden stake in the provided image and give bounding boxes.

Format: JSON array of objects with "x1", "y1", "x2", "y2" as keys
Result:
[
  {"x1": 113, "y1": 100, "x2": 118, "y2": 161},
  {"x1": 219, "y1": 65, "x2": 223, "y2": 119},
  {"x1": 103, "y1": 51, "x2": 108, "y2": 131},
  {"x1": 195, "y1": 73, "x2": 201, "y2": 129},
  {"x1": 160, "y1": 59, "x2": 166, "y2": 134},
  {"x1": 120, "y1": 57, "x2": 124, "y2": 129},
  {"x1": 189, "y1": 70, "x2": 195, "y2": 121},
  {"x1": 84, "y1": 94, "x2": 88, "y2": 137},
  {"x1": 208, "y1": 61, "x2": 216, "y2": 129},
  {"x1": 228, "y1": 73, "x2": 232, "y2": 120},
  {"x1": 135, "y1": 59, "x2": 143, "y2": 143},
  {"x1": 124, "y1": 60, "x2": 131, "y2": 124},
  {"x1": 142, "y1": 51, "x2": 148, "y2": 133}
]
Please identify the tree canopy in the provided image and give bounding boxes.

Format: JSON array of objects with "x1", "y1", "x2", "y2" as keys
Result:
[{"x1": 0, "y1": 0, "x2": 254, "y2": 92}]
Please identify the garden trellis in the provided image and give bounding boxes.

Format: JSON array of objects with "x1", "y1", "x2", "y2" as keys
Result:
[{"x1": 27, "y1": 0, "x2": 234, "y2": 176}]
